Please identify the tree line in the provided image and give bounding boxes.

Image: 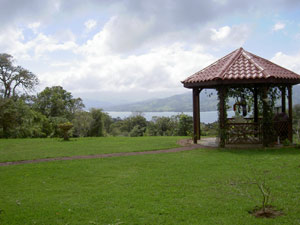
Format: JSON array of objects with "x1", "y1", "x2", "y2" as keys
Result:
[
  {"x1": 0, "y1": 53, "x2": 201, "y2": 138},
  {"x1": 4, "y1": 53, "x2": 300, "y2": 140}
]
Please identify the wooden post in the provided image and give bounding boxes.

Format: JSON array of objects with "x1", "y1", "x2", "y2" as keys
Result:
[
  {"x1": 262, "y1": 86, "x2": 272, "y2": 147},
  {"x1": 198, "y1": 88, "x2": 203, "y2": 140},
  {"x1": 288, "y1": 85, "x2": 293, "y2": 143},
  {"x1": 193, "y1": 88, "x2": 200, "y2": 144},
  {"x1": 262, "y1": 86, "x2": 268, "y2": 147},
  {"x1": 282, "y1": 87, "x2": 286, "y2": 114},
  {"x1": 254, "y1": 87, "x2": 258, "y2": 123},
  {"x1": 253, "y1": 87, "x2": 259, "y2": 138},
  {"x1": 218, "y1": 87, "x2": 227, "y2": 148}
]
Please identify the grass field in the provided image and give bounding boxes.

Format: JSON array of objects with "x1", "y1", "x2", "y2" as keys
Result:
[
  {"x1": 0, "y1": 138, "x2": 300, "y2": 224},
  {"x1": 0, "y1": 136, "x2": 183, "y2": 162}
]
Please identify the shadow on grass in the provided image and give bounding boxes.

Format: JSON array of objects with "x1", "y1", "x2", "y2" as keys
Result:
[
  {"x1": 213, "y1": 146, "x2": 300, "y2": 156},
  {"x1": 57, "y1": 138, "x2": 78, "y2": 143}
]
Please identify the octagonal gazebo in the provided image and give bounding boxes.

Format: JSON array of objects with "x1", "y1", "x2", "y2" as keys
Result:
[{"x1": 182, "y1": 47, "x2": 300, "y2": 147}]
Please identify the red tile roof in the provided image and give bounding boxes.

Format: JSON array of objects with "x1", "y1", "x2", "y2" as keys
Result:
[{"x1": 183, "y1": 47, "x2": 300, "y2": 87}]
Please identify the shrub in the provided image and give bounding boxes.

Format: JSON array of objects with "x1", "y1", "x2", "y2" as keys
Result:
[{"x1": 58, "y1": 122, "x2": 73, "y2": 141}]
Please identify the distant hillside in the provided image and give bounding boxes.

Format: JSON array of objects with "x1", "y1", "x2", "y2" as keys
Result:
[
  {"x1": 105, "y1": 90, "x2": 219, "y2": 112},
  {"x1": 104, "y1": 84, "x2": 300, "y2": 112}
]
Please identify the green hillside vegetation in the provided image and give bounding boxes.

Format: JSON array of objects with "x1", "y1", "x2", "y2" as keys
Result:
[{"x1": 105, "y1": 91, "x2": 219, "y2": 112}]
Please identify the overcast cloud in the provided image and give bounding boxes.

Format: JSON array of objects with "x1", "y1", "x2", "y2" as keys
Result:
[{"x1": 1, "y1": 0, "x2": 300, "y2": 105}]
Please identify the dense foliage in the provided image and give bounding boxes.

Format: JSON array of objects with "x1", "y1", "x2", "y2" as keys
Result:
[
  {"x1": 0, "y1": 91, "x2": 197, "y2": 138},
  {"x1": 0, "y1": 53, "x2": 198, "y2": 139},
  {"x1": 0, "y1": 78, "x2": 198, "y2": 138}
]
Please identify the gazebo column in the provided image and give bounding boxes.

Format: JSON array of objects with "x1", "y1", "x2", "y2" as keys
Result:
[
  {"x1": 254, "y1": 87, "x2": 258, "y2": 123},
  {"x1": 281, "y1": 87, "x2": 286, "y2": 113},
  {"x1": 192, "y1": 88, "x2": 200, "y2": 144},
  {"x1": 218, "y1": 86, "x2": 227, "y2": 148},
  {"x1": 198, "y1": 88, "x2": 203, "y2": 140},
  {"x1": 262, "y1": 86, "x2": 270, "y2": 147},
  {"x1": 253, "y1": 87, "x2": 259, "y2": 138},
  {"x1": 288, "y1": 85, "x2": 293, "y2": 142}
]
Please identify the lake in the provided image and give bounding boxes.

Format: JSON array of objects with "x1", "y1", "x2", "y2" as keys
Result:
[{"x1": 105, "y1": 111, "x2": 235, "y2": 124}]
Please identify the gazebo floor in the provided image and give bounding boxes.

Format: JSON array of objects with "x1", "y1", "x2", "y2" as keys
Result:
[{"x1": 197, "y1": 137, "x2": 268, "y2": 149}]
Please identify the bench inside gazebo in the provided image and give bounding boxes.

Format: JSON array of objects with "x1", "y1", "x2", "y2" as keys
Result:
[{"x1": 182, "y1": 47, "x2": 300, "y2": 147}]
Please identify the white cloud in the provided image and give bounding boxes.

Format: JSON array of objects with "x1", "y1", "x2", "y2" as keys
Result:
[
  {"x1": 210, "y1": 26, "x2": 231, "y2": 41},
  {"x1": 206, "y1": 25, "x2": 250, "y2": 48},
  {"x1": 53, "y1": 29, "x2": 76, "y2": 42},
  {"x1": 78, "y1": 15, "x2": 251, "y2": 55},
  {"x1": 81, "y1": 15, "x2": 157, "y2": 53},
  {"x1": 2, "y1": 0, "x2": 299, "y2": 104},
  {"x1": 271, "y1": 52, "x2": 300, "y2": 73},
  {"x1": 16, "y1": 33, "x2": 77, "y2": 60},
  {"x1": 28, "y1": 22, "x2": 41, "y2": 34},
  {"x1": 0, "y1": 18, "x2": 246, "y2": 102},
  {"x1": 41, "y1": 41, "x2": 215, "y2": 101},
  {"x1": 0, "y1": 27, "x2": 29, "y2": 59},
  {"x1": 272, "y1": 22, "x2": 286, "y2": 31},
  {"x1": 84, "y1": 19, "x2": 97, "y2": 31}
]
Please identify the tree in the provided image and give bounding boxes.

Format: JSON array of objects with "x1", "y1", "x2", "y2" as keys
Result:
[
  {"x1": 72, "y1": 111, "x2": 93, "y2": 137},
  {"x1": 122, "y1": 115, "x2": 147, "y2": 133},
  {"x1": 0, "y1": 96, "x2": 49, "y2": 138},
  {"x1": 177, "y1": 114, "x2": 193, "y2": 136},
  {"x1": 130, "y1": 125, "x2": 146, "y2": 137},
  {"x1": 147, "y1": 116, "x2": 177, "y2": 136},
  {"x1": 33, "y1": 86, "x2": 84, "y2": 120},
  {"x1": 0, "y1": 53, "x2": 38, "y2": 98},
  {"x1": 89, "y1": 108, "x2": 105, "y2": 137},
  {"x1": 108, "y1": 114, "x2": 147, "y2": 137},
  {"x1": 0, "y1": 97, "x2": 18, "y2": 137},
  {"x1": 102, "y1": 112, "x2": 113, "y2": 135}
]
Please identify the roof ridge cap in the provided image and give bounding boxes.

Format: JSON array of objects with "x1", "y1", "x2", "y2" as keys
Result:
[
  {"x1": 182, "y1": 48, "x2": 242, "y2": 83},
  {"x1": 242, "y1": 51, "x2": 272, "y2": 78},
  {"x1": 218, "y1": 47, "x2": 243, "y2": 79},
  {"x1": 246, "y1": 50, "x2": 300, "y2": 78},
  {"x1": 198, "y1": 48, "x2": 240, "y2": 73}
]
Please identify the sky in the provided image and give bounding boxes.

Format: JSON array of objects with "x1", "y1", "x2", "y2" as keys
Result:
[{"x1": 1, "y1": 0, "x2": 300, "y2": 106}]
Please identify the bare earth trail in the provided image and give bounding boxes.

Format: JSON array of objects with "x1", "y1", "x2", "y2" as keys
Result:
[{"x1": 0, "y1": 140, "x2": 212, "y2": 167}]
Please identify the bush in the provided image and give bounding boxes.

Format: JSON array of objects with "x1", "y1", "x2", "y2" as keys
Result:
[
  {"x1": 130, "y1": 125, "x2": 145, "y2": 137},
  {"x1": 282, "y1": 139, "x2": 291, "y2": 146},
  {"x1": 58, "y1": 122, "x2": 73, "y2": 141}
]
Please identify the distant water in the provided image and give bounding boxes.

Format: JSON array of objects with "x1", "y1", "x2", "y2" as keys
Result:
[{"x1": 105, "y1": 111, "x2": 235, "y2": 124}]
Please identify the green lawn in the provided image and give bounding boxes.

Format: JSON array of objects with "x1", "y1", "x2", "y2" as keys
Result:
[
  {"x1": 0, "y1": 136, "x2": 184, "y2": 162},
  {"x1": 0, "y1": 145, "x2": 300, "y2": 224}
]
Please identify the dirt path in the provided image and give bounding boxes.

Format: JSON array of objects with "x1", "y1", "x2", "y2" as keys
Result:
[{"x1": 0, "y1": 141, "x2": 210, "y2": 167}]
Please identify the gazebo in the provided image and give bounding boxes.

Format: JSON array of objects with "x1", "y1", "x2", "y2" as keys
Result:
[{"x1": 182, "y1": 47, "x2": 300, "y2": 147}]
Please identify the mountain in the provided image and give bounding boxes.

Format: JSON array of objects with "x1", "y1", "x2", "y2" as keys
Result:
[
  {"x1": 104, "y1": 90, "x2": 219, "y2": 112},
  {"x1": 83, "y1": 100, "x2": 116, "y2": 109},
  {"x1": 83, "y1": 99, "x2": 131, "y2": 110},
  {"x1": 103, "y1": 84, "x2": 300, "y2": 112}
]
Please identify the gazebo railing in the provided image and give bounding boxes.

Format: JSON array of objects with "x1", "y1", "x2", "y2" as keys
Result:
[
  {"x1": 273, "y1": 121, "x2": 289, "y2": 141},
  {"x1": 226, "y1": 122, "x2": 262, "y2": 144},
  {"x1": 226, "y1": 120, "x2": 289, "y2": 144}
]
